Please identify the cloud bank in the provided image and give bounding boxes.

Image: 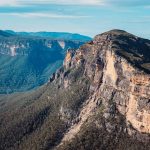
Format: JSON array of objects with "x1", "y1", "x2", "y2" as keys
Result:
[
  {"x1": 0, "y1": 0, "x2": 18, "y2": 6},
  {"x1": 1, "y1": 12, "x2": 90, "y2": 18},
  {"x1": 0, "y1": 0, "x2": 149, "y2": 7}
]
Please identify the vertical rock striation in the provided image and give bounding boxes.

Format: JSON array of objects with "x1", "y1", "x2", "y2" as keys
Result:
[{"x1": 57, "y1": 29, "x2": 150, "y2": 147}]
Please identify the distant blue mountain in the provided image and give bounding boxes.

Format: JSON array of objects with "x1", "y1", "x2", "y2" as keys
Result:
[
  {"x1": 0, "y1": 30, "x2": 14, "y2": 37},
  {"x1": 5, "y1": 30, "x2": 92, "y2": 41}
]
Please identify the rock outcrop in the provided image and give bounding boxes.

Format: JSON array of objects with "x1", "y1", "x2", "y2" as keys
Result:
[{"x1": 56, "y1": 29, "x2": 150, "y2": 147}]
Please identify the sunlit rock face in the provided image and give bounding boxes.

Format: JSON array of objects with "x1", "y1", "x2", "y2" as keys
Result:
[
  {"x1": 90, "y1": 30, "x2": 150, "y2": 135},
  {"x1": 61, "y1": 29, "x2": 150, "y2": 140},
  {"x1": 46, "y1": 30, "x2": 150, "y2": 150},
  {"x1": 63, "y1": 50, "x2": 74, "y2": 69}
]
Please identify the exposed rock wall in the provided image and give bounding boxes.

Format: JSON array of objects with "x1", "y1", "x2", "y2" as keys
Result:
[{"x1": 57, "y1": 30, "x2": 150, "y2": 146}]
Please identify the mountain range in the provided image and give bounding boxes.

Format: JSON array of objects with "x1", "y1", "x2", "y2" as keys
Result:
[
  {"x1": 0, "y1": 29, "x2": 150, "y2": 150},
  {"x1": 0, "y1": 30, "x2": 91, "y2": 94},
  {"x1": 5, "y1": 30, "x2": 92, "y2": 41}
]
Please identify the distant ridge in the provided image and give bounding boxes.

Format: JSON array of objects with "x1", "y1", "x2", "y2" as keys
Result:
[
  {"x1": 5, "y1": 30, "x2": 92, "y2": 41},
  {"x1": 0, "y1": 30, "x2": 14, "y2": 37}
]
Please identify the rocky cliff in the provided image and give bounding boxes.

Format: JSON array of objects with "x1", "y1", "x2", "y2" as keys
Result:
[
  {"x1": 52, "y1": 29, "x2": 150, "y2": 148},
  {"x1": 0, "y1": 30, "x2": 150, "y2": 150}
]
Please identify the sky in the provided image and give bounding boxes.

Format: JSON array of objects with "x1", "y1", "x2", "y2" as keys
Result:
[{"x1": 0, "y1": 0, "x2": 150, "y2": 38}]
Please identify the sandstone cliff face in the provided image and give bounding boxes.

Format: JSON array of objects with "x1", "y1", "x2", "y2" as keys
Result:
[{"x1": 56, "y1": 30, "x2": 150, "y2": 146}]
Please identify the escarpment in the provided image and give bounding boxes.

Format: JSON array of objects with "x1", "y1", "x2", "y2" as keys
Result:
[
  {"x1": 0, "y1": 30, "x2": 150, "y2": 150},
  {"x1": 57, "y1": 29, "x2": 150, "y2": 148}
]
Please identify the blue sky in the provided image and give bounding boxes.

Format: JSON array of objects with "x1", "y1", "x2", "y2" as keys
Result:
[{"x1": 0, "y1": 0, "x2": 150, "y2": 38}]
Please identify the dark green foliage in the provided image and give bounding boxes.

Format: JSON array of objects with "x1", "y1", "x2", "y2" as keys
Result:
[
  {"x1": 0, "y1": 65, "x2": 90, "y2": 150},
  {"x1": 60, "y1": 115, "x2": 150, "y2": 150},
  {"x1": 107, "y1": 30, "x2": 150, "y2": 73}
]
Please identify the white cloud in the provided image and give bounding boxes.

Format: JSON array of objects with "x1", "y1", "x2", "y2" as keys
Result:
[
  {"x1": 0, "y1": 0, "x2": 18, "y2": 6},
  {"x1": 36, "y1": 0, "x2": 104, "y2": 5},
  {"x1": 0, "y1": 0, "x2": 149, "y2": 7},
  {"x1": 0, "y1": 0, "x2": 104, "y2": 6},
  {"x1": 1, "y1": 12, "x2": 90, "y2": 18},
  {"x1": 145, "y1": 5, "x2": 150, "y2": 8}
]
